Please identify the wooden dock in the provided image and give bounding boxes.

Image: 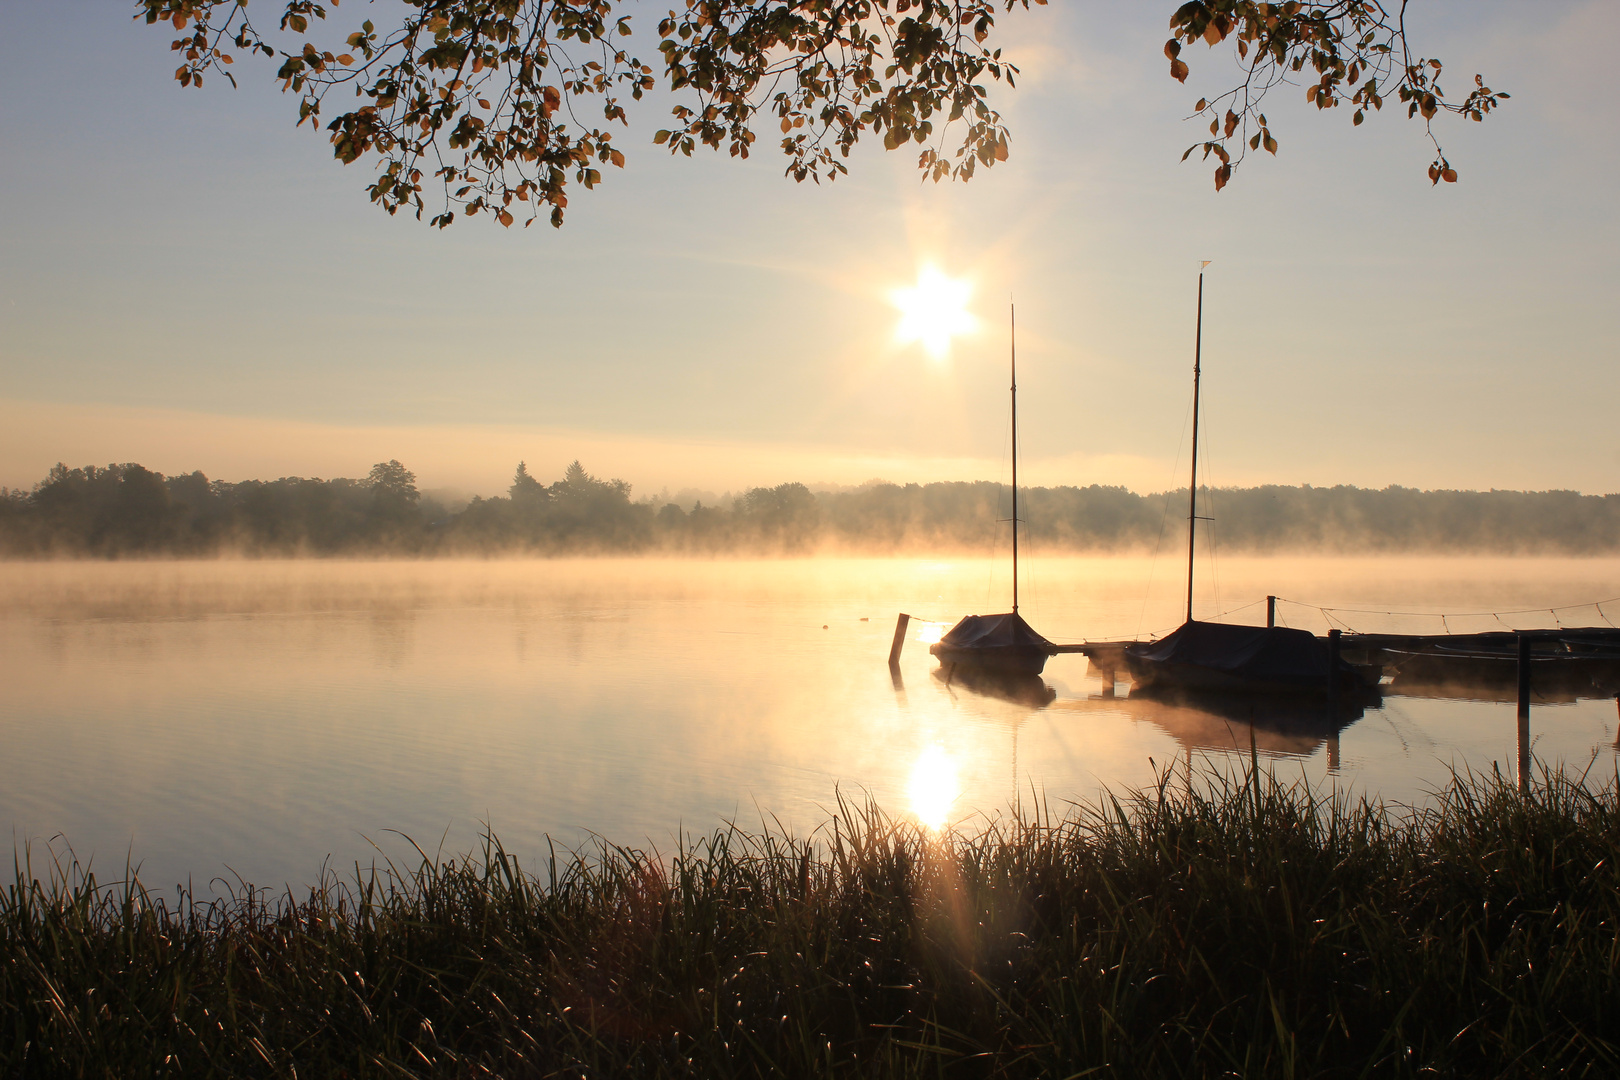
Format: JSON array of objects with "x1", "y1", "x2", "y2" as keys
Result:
[{"x1": 1048, "y1": 626, "x2": 1620, "y2": 684}]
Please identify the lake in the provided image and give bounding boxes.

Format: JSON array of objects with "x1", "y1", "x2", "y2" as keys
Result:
[{"x1": 3, "y1": 556, "x2": 1617, "y2": 893}]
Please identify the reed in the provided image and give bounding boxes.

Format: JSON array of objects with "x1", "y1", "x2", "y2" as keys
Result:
[{"x1": 5, "y1": 764, "x2": 1618, "y2": 1078}]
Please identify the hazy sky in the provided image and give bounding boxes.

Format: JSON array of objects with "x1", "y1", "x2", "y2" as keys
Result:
[{"x1": 2, "y1": 1, "x2": 1615, "y2": 498}]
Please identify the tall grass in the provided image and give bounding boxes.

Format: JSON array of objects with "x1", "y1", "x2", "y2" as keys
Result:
[{"x1": 5, "y1": 765, "x2": 1618, "y2": 1078}]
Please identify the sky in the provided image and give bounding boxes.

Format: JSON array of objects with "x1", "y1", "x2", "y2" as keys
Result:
[{"x1": 1, "y1": 1, "x2": 1616, "y2": 500}]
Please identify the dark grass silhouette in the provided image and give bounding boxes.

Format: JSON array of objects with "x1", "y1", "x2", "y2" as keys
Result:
[{"x1": 5, "y1": 765, "x2": 1618, "y2": 1077}]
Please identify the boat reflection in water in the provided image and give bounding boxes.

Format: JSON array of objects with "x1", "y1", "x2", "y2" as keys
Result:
[
  {"x1": 1385, "y1": 650, "x2": 1620, "y2": 704},
  {"x1": 932, "y1": 663, "x2": 1057, "y2": 707},
  {"x1": 1069, "y1": 654, "x2": 1619, "y2": 771},
  {"x1": 1058, "y1": 684, "x2": 1365, "y2": 766}
]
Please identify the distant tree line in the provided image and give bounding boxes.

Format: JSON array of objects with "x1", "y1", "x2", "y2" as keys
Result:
[{"x1": 2, "y1": 459, "x2": 1617, "y2": 557}]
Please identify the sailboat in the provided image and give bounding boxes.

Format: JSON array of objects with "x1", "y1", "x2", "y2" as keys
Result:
[
  {"x1": 1123, "y1": 266, "x2": 1369, "y2": 697},
  {"x1": 930, "y1": 304, "x2": 1058, "y2": 678}
]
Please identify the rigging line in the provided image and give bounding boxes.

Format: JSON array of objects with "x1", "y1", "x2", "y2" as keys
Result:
[
  {"x1": 1278, "y1": 595, "x2": 1620, "y2": 620},
  {"x1": 1137, "y1": 389, "x2": 1197, "y2": 639},
  {"x1": 1009, "y1": 344, "x2": 1043, "y2": 623},
  {"x1": 1319, "y1": 607, "x2": 1359, "y2": 634},
  {"x1": 987, "y1": 376, "x2": 1013, "y2": 612},
  {"x1": 1199, "y1": 427, "x2": 1219, "y2": 621},
  {"x1": 1208, "y1": 598, "x2": 1258, "y2": 624},
  {"x1": 1143, "y1": 598, "x2": 1265, "y2": 641},
  {"x1": 1016, "y1": 414, "x2": 1040, "y2": 620}
]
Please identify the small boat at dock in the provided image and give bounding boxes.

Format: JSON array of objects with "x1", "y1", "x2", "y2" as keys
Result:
[
  {"x1": 930, "y1": 612, "x2": 1056, "y2": 677},
  {"x1": 1125, "y1": 620, "x2": 1377, "y2": 697},
  {"x1": 1121, "y1": 265, "x2": 1373, "y2": 699},
  {"x1": 930, "y1": 304, "x2": 1057, "y2": 677}
]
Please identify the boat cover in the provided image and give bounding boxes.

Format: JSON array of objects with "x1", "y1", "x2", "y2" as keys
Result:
[
  {"x1": 937, "y1": 612, "x2": 1055, "y2": 652},
  {"x1": 1127, "y1": 620, "x2": 1329, "y2": 687}
]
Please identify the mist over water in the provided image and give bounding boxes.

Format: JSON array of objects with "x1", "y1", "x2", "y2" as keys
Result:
[{"x1": 3, "y1": 556, "x2": 1617, "y2": 892}]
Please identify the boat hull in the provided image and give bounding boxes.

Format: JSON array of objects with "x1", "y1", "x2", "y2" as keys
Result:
[
  {"x1": 1123, "y1": 656, "x2": 1377, "y2": 696},
  {"x1": 929, "y1": 612, "x2": 1055, "y2": 676},
  {"x1": 1124, "y1": 620, "x2": 1379, "y2": 699},
  {"x1": 930, "y1": 643, "x2": 1050, "y2": 676}
]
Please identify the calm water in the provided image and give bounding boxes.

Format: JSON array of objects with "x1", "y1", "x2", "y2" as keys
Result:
[{"x1": 3, "y1": 556, "x2": 1618, "y2": 892}]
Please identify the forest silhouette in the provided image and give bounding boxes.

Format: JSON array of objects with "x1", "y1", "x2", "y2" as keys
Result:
[{"x1": 2, "y1": 459, "x2": 1616, "y2": 557}]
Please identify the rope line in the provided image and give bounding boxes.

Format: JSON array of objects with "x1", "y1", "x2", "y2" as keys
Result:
[
  {"x1": 1142, "y1": 597, "x2": 1266, "y2": 641},
  {"x1": 1136, "y1": 390, "x2": 1196, "y2": 639},
  {"x1": 1270, "y1": 595, "x2": 1620, "y2": 622}
]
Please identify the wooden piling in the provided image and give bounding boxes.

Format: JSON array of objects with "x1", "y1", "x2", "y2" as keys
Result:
[
  {"x1": 1516, "y1": 633, "x2": 1532, "y2": 719},
  {"x1": 1327, "y1": 628, "x2": 1341, "y2": 716},
  {"x1": 1517, "y1": 633, "x2": 1532, "y2": 791},
  {"x1": 1266, "y1": 595, "x2": 1276, "y2": 628},
  {"x1": 888, "y1": 613, "x2": 912, "y2": 668}
]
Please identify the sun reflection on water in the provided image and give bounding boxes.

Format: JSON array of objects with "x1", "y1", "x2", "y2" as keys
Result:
[
  {"x1": 908, "y1": 743, "x2": 962, "y2": 830},
  {"x1": 914, "y1": 621, "x2": 948, "y2": 645}
]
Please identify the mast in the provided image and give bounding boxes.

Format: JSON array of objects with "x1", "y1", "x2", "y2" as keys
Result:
[
  {"x1": 1010, "y1": 301, "x2": 1019, "y2": 615},
  {"x1": 1186, "y1": 267, "x2": 1206, "y2": 624}
]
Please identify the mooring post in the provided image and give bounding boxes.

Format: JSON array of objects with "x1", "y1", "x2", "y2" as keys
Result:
[
  {"x1": 888, "y1": 613, "x2": 912, "y2": 668},
  {"x1": 1266, "y1": 595, "x2": 1276, "y2": 628},
  {"x1": 1517, "y1": 632, "x2": 1532, "y2": 792},
  {"x1": 1326, "y1": 628, "x2": 1341, "y2": 716}
]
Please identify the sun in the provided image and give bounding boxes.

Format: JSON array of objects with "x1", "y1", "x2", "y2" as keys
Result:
[{"x1": 890, "y1": 266, "x2": 976, "y2": 360}]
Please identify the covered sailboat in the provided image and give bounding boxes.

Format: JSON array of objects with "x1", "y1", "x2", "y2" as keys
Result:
[
  {"x1": 930, "y1": 303, "x2": 1057, "y2": 677},
  {"x1": 1123, "y1": 264, "x2": 1369, "y2": 698},
  {"x1": 1125, "y1": 620, "x2": 1346, "y2": 695},
  {"x1": 931, "y1": 612, "x2": 1055, "y2": 676}
]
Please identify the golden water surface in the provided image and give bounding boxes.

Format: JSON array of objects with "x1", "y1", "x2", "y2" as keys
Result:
[{"x1": 2, "y1": 556, "x2": 1617, "y2": 891}]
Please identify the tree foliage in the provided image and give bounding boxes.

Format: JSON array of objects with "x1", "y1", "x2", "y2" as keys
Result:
[
  {"x1": 140, "y1": 0, "x2": 1039, "y2": 228},
  {"x1": 1165, "y1": 1, "x2": 1508, "y2": 189},
  {"x1": 5, "y1": 461, "x2": 1616, "y2": 558},
  {"x1": 137, "y1": 0, "x2": 1501, "y2": 227}
]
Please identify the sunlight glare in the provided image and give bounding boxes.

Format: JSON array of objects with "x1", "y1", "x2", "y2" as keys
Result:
[
  {"x1": 908, "y1": 743, "x2": 962, "y2": 830},
  {"x1": 914, "y1": 621, "x2": 948, "y2": 645},
  {"x1": 890, "y1": 266, "x2": 976, "y2": 360}
]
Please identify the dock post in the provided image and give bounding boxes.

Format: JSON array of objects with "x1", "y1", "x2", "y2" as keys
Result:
[
  {"x1": 1266, "y1": 596, "x2": 1276, "y2": 628},
  {"x1": 1517, "y1": 632, "x2": 1532, "y2": 792},
  {"x1": 888, "y1": 613, "x2": 912, "y2": 668},
  {"x1": 1326, "y1": 628, "x2": 1341, "y2": 716}
]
